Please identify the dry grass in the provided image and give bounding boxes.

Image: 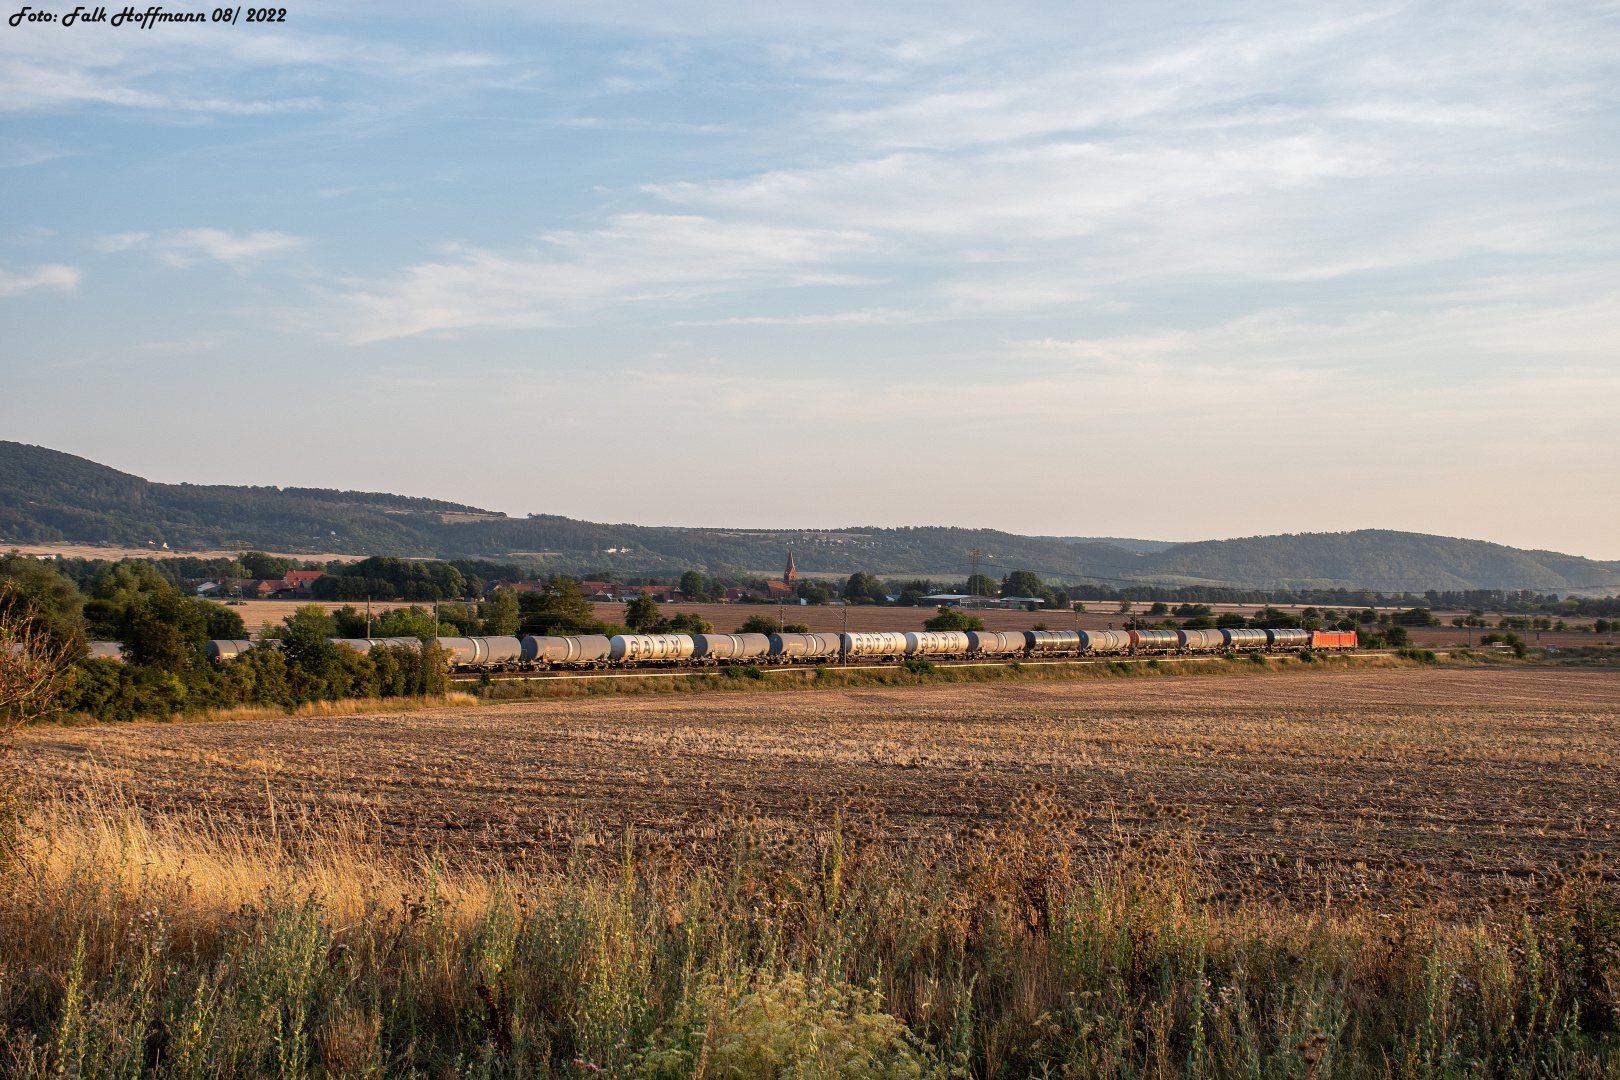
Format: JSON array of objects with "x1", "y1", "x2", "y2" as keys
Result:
[{"x1": 5, "y1": 763, "x2": 1618, "y2": 1078}]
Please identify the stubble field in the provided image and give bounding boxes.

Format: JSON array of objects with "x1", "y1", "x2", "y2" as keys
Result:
[{"x1": 21, "y1": 663, "x2": 1618, "y2": 911}]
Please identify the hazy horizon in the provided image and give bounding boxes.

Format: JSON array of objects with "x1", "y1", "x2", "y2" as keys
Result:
[{"x1": 3, "y1": 1, "x2": 1616, "y2": 559}]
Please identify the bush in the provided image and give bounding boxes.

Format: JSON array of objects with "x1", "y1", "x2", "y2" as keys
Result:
[
  {"x1": 903, "y1": 658, "x2": 937, "y2": 675},
  {"x1": 923, "y1": 607, "x2": 984, "y2": 632},
  {"x1": 631, "y1": 972, "x2": 936, "y2": 1080}
]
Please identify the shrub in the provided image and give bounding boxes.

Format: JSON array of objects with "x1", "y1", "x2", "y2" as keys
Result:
[
  {"x1": 632, "y1": 972, "x2": 939, "y2": 1080},
  {"x1": 923, "y1": 607, "x2": 984, "y2": 632}
]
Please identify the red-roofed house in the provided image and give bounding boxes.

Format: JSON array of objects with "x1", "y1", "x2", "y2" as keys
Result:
[{"x1": 282, "y1": 570, "x2": 326, "y2": 596}]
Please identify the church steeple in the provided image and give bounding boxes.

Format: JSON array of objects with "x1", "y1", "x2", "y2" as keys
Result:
[{"x1": 783, "y1": 550, "x2": 797, "y2": 586}]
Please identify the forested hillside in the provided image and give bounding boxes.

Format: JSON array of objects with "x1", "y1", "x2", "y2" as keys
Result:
[
  {"x1": 1132, "y1": 530, "x2": 1620, "y2": 593},
  {"x1": 0, "y1": 441, "x2": 493, "y2": 555},
  {"x1": 3, "y1": 442, "x2": 1615, "y2": 593}
]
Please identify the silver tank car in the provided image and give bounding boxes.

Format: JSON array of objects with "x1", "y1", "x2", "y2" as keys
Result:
[
  {"x1": 609, "y1": 634, "x2": 696, "y2": 662},
  {"x1": 331, "y1": 636, "x2": 423, "y2": 652},
  {"x1": 967, "y1": 630, "x2": 1025, "y2": 655},
  {"x1": 522, "y1": 635, "x2": 612, "y2": 665},
  {"x1": 1176, "y1": 629, "x2": 1225, "y2": 651},
  {"x1": 1266, "y1": 628, "x2": 1312, "y2": 648},
  {"x1": 1221, "y1": 628, "x2": 1268, "y2": 650},
  {"x1": 842, "y1": 632, "x2": 909, "y2": 658},
  {"x1": 1078, "y1": 630, "x2": 1130, "y2": 652},
  {"x1": 205, "y1": 639, "x2": 256, "y2": 662},
  {"x1": 1026, "y1": 630, "x2": 1081, "y2": 653},
  {"x1": 432, "y1": 637, "x2": 524, "y2": 667},
  {"x1": 85, "y1": 641, "x2": 126, "y2": 661},
  {"x1": 769, "y1": 632, "x2": 842, "y2": 659},
  {"x1": 691, "y1": 633, "x2": 772, "y2": 661},
  {"x1": 905, "y1": 630, "x2": 971, "y2": 655},
  {"x1": 1130, "y1": 630, "x2": 1179, "y2": 651}
]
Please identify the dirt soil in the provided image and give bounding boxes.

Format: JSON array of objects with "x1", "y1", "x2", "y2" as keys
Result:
[{"x1": 22, "y1": 665, "x2": 1619, "y2": 907}]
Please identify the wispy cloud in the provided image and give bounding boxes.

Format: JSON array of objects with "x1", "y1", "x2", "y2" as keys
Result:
[
  {"x1": 0, "y1": 264, "x2": 81, "y2": 296},
  {"x1": 91, "y1": 229, "x2": 305, "y2": 266},
  {"x1": 155, "y1": 229, "x2": 305, "y2": 267},
  {"x1": 0, "y1": 23, "x2": 506, "y2": 115},
  {"x1": 332, "y1": 214, "x2": 872, "y2": 341}
]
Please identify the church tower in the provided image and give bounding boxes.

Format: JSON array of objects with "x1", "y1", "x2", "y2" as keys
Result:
[{"x1": 783, "y1": 550, "x2": 797, "y2": 586}]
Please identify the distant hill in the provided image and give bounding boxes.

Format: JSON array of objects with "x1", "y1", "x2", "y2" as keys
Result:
[
  {"x1": 1045, "y1": 536, "x2": 1182, "y2": 554},
  {"x1": 0, "y1": 441, "x2": 497, "y2": 557},
  {"x1": 1131, "y1": 531, "x2": 1620, "y2": 594},
  {"x1": 2, "y1": 442, "x2": 1615, "y2": 593}
]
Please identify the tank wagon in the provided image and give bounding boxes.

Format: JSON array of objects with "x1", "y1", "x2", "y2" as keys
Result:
[
  {"x1": 195, "y1": 620, "x2": 1352, "y2": 674},
  {"x1": 690, "y1": 633, "x2": 772, "y2": 663},
  {"x1": 204, "y1": 637, "x2": 421, "y2": 664}
]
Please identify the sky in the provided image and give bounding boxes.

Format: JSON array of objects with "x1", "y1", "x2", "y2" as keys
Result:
[{"x1": 2, "y1": 0, "x2": 1617, "y2": 558}]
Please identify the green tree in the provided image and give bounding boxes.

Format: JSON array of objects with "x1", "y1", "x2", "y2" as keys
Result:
[
  {"x1": 735, "y1": 615, "x2": 781, "y2": 635},
  {"x1": 241, "y1": 551, "x2": 298, "y2": 579},
  {"x1": 844, "y1": 573, "x2": 886, "y2": 605},
  {"x1": 1118, "y1": 599, "x2": 1134, "y2": 614},
  {"x1": 190, "y1": 598, "x2": 246, "y2": 640},
  {"x1": 0, "y1": 552, "x2": 86, "y2": 647},
  {"x1": 374, "y1": 606, "x2": 438, "y2": 640},
  {"x1": 1250, "y1": 607, "x2": 1302, "y2": 629},
  {"x1": 1215, "y1": 612, "x2": 1247, "y2": 629},
  {"x1": 680, "y1": 570, "x2": 706, "y2": 599},
  {"x1": 280, "y1": 606, "x2": 341, "y2": 700},
  {"x1": 1001, "y1": 570, "x2": 1045, "y2": 599},
  {"x1": 83, "y1": 560, "x2": 169, "y2": 639},
  {"x1": 481, "y1": 588, "x2": 521, "y2": 636},
  {"x1": 923, "y1": 606, "x2": 985, "y2": 632},
  {"x1": 332, "y1": 605, "x2": 371, "y2": 638},
  {"x1": 964, "y1": 573, "x2": 998, "y2": 597},
  {"x1": 624, "y1": 592, "x2": 661, "y2": 632},
  {"x1": 518, "y1": 577, "x2": 610, "y2": 637},
  {"x1": 1149, "y1": 601, "x2": 1169, "y2": 615},
  {"x1": 653, "y1": 611, "x2": 713, "y2": 636},
  {"x1": 121, "y1": 585, "x2": 207, "y2": 671}
]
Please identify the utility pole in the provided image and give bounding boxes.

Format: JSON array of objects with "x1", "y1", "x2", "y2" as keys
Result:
[
  {"x1": 434, "y1": 599, "x2": 440, "y2": 638},
  {"x1": 969, "y1": 549, "x2": 983, "y2": 594},
  {"x1": 366, "y1": 595, "x2": 371, "y2": 638}
]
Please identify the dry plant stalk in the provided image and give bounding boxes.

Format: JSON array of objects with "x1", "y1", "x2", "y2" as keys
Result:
[{"x1": 0, "y1": 581, "x2": 77, "y2": 748}]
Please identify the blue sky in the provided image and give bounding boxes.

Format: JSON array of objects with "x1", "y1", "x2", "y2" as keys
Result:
[{"x1": 2, "y1": 0, "x2": 1617, "y2": 557}]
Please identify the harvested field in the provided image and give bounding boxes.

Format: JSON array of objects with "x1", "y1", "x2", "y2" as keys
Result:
[{"x1": 21, "y1": 665, "x2": 1619, "y2": 912}]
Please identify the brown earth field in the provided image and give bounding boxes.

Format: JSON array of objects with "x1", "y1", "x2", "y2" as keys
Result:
[{"x1": 20, "y1": 664, "x2": 1619, "y2": 911}]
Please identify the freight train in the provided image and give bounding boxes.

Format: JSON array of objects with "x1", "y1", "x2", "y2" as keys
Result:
[{"x1": 199, "y1": 626, "x2": 1356, "y2": 672}]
